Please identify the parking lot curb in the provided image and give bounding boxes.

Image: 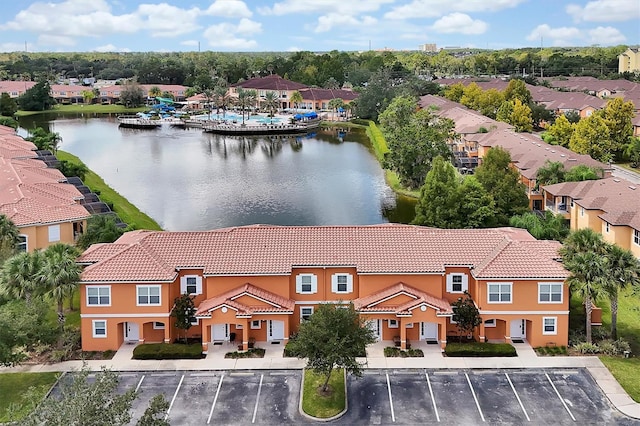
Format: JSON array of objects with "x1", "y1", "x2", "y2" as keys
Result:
[{"x1": 298, "y1": 368, "x2": 348, "y2": 422}]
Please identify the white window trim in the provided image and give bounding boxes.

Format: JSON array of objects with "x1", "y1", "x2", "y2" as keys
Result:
[
  {"x1": 300, "y1": 306, "x2": 314, "y2": 322},
  {"x1": 251, "y1": 320, "x2": 261, "y2": 329},
  {"x1": 633, "y1": 229, "x2": 640, "y2": 246},
  {"x1": 48, "y1": 224, "x2": 61, "y2": 242},
  {"x1": 446, "y1": 273, "x2": 468, "y2": 294},
  {"x1": 487, "y1": 282, "x2": 513, "y2": 304},
  {"x1": 331, "y1": 273, "x2": 353, "y2": 294},
  {"x1": 542, "y1": 317, "x2": 557, "y2": 335},
  {"x1": 484, "y1": 319, "x2": 496, "y2": 328},
  {"x1": 296, "y1": 274, "x2": 318, "y2": 294},
  {"x1": 153, "y1": 321, "x2": 165, "y2": 330},
  {"x1": 538, "y1": 282, "x2": 564, "y2": 304},
  {"x1": 388, "y1": 319, "x2": 399, "y2": 329},
  {"x1": 406, "y1": 322, "x2": 414, "y2": 328},
  {"x1": 580, "y1": 207, "x2": 585, "y2": 217},
  {"x1": 92, "y1": 320, "x2": 107, "y2": 338},
  {"x1": 605, "y1": 222, "x2": 610, "y2": 233},
  {"x1": 235, "y1": 324, "x2": 243, "y2": 329},
  {"x1": 86, "y1": 285, "x2": 111, "y2": 307},
  {"x1": 136, "y1": 285, "x2": 162, "y2": 306},
  {"x1": 180, "y1": 275, "x2": 203, "y2": 295},
  {"x1": 17, "y1": 235, "x2": 27, "y2": 252}
]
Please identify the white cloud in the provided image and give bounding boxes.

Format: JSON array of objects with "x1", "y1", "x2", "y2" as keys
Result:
[
  {"x1": 429, "y1": 13, "x2": 488, "y2": 35},
  {"x1": 135, "y1": 3, "x2": 200, "y2": 37},
  {"x1": 37, "y1": 34, "x2": 76, "y2": 47},
  {"x1": 385, "y1": 0, "x2": 525, "y2": 20},
  {"x1": 259, "y1": 0, "x2": 392, "y2": 16},
  {"x1": 526, "y1": 24, "x2": 582, "y2": 46},
  {"x1": 202, "y1": 19, "x2": 262, "y2": 50},
  {"x1": 204, "y1": 0, "x2": 252, "y2": 18},
  {"x1": 315, "y1": 14, "x2": 377, "y2": 33},
  {"x1": 93, "y1": 44, "x2": 131, "y2": 52},
  {"x1": 566, "y1": 0, "x2": 640, "y2": 22},
  {"x1": 181, "y1": 40, "x2": 199, "y2": 46},
  {"x1": 588, "y1": 26, "x2": 626, "y2": 44}
]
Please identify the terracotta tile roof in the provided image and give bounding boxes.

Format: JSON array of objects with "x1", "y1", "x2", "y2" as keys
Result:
[
  {"x1": 0, "y1": 197, "x2": 90, "y2": 227},
  {"x1": 230, "y1": 74, "x2": 307, "y2": 91},
  {"x1": 196, "y1": 283, "x2": 295, "y2": 316},
  {"x1": 79, "y1": 224, "x2": 568, "y2": 282},
  {"x1": 299, "y1": 88, "x2": 358, "y2": 102},
  {"x1": 474, "y1": 240, "x2": 567, "y2": 279},
  {"x1": 353, "y1": 282, "x2": 453, "y2": 315}
]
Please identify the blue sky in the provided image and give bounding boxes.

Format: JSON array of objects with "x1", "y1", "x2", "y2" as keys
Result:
[{"x1": 0, "y1": 0, "x2": 638, "y2": 53}]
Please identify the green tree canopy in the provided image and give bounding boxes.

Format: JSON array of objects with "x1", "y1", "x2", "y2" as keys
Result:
[
  {"x1": 76, "y1": 215, "x2": 126, "y2": 249},
  {"x1": 171, "y1": 293, "x2": 196, "y2": 343},
  {"x1": 603, "y1": 244, "x2": 640, "y2": 340},
  {"x1": 120, "y1": 83, "x2": 146, "y2": 108},
  {"x1": 496, "y1": 98, "x2": 533, "y2": 132},
  {"x1": 600, "y1": 97, "x2": 635, "y2": 160},
  {"x1": 545, "y1": 114, "x2": 574, "y2": 147},
  {"x1": 625, "y1": 136, "x2": 640, "y2": 167},
  {"x1": 474, "y1": 147, "x2": 529, "y2": 225},
  {"x1": 40, "y1": 243, "x2": 81, "y2": 327},
  {"x1": 0, "y1": 92, "x2": 18, "y2": 116},
  {"x1": 535, "y1": 160, "x2": 566, "y2": 188},
  {"x1": 503, "y1": 78, "x2": 532, "y2": 105},
  {"x1": 569, "y1": 113, "x2": 612, "y2": 162},
  {"x1": 0, "y1": 214, "x2": 20, "y2": 264},
  {"x1": 444, "y1": 82, "x2": 465, "y2": 103},
  {"x1": 287, "y1": 303, "x2": 377, "y2": 392},
  {"x1": 17, "y1": 81, "x2": 55, "y2": 111},
  {"x1": 451, "y1": 291, "x2": 482, "y2": 339},
  {"x1": 509, "y1": 211, "x2": 569, "y2": 241},
  {"x1": 565, "y1": 164, "x2": 602, "y2": 181}
]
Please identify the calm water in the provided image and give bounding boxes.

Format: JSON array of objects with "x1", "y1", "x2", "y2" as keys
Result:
[{"x1": 18, "y1": 114, "x2": 416, "y2": 231}]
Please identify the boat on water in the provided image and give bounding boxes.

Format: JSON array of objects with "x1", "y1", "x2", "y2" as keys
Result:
[
  {"x1": 117, "y1": 115, "x2": 161, "y2": 129},
  {"x1": 202, "y1": 119, "x2": 321, "y2": 135}
]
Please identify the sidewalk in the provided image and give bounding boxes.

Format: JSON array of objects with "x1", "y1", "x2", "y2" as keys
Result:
[{"x1": 2, "y1": 341, "x2": 639, "y2": 419}]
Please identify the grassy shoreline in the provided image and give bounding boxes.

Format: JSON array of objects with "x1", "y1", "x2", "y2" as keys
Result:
[
  {"x1": 56, "y1": 150, "x2": 162, "y2": 231},
  {"x1": 16, "y1": 104, "x2": 147, "y2": 116}
]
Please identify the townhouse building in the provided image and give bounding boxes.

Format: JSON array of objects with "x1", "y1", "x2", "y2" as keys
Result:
[
  {"x1": 619, "y1": 48, "x2": 640, "y2": 74},
  {"x1": 0, "y1": 125, "x2": 90, "y2": 251},
  {"x1": 77, "y1": 224, "x2": 569, "y2": 353}
]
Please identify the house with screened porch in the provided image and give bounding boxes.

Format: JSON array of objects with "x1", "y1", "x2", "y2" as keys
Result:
[{"x1": 77, "y1": 224, "x2": 569, "y2": 353}]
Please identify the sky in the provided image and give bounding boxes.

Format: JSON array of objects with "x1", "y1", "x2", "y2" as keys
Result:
[{"x1": 0, "y1": 0, "x2": 638, "y2": 53}]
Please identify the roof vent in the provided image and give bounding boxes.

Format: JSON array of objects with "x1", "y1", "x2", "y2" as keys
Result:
[
  {"x1": 560, "y1": 154, "x2": 565, "y2": 157},
  {"x1": 551, "y1": 150, "x2": 555, "y2": 153},
  {"x1": 537, "y1": 144, "x2": 541, "y2": 147},
  {"x1": 630, "y1": 186, "x2": 637, "y2": 190},
  {"x1": 613, "y1": 178, "x2": 620, "y2": 182}
]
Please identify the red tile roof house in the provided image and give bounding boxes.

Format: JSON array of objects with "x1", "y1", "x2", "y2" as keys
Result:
[
  {"x1": 228, "y1": 74, "x2": 308, "y2": 111},
  {"x1": 0, "y1": 80, "x2": 37, "y2": 98},
  {"x1": 98, "y1": 84, "x2": 188, "y2": 104},
  {"x1": 0, "y1": 125, "x2": 90, "y2": 251},
  {"x1": 77, "y1": 224, "x2": 569, "y2": 353},
  {"x1": 298, "y1": 87, "x2": 358, "y2": 113}
]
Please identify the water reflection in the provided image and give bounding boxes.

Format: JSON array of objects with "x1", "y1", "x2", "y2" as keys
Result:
[{"x1": 17, "y1": 114, "x2": 416, "y2": 230}]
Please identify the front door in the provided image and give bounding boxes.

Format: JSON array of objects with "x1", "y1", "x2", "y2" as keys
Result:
[
  {"x1": 212, "y1": 323, "x2": 229, "y2": 341},
  {"x1": 420, "y1": 322, "x2": 438, "y2": 341},
  {"x1": 510, "y1": 319, "x2": 526, "y2": 339},
  {"x1": 124, "y1": 322, "x2": 139, "y2": 342},
  {"x1": 367, "y1": 319, "x2": 382, "y2": 341},
  {"x1": 268, "y1": 320, "x2": 285, "y2": 341}
]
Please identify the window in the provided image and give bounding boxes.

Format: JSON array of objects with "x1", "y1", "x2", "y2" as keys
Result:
[
  {"x1": 446, "y1": 273, "x2": 468, "y2": 293},
  {"x1": 484, "y1": 319, "x2": 496, "y2": 328},
  {"x1": 543, "y1": 317, "x2": 557, "y2": 335},
  {"x1": 92, "y1": 320, "x2": 107, "y2": 338},
  {"x1": 539, "y1": 283, "x2": 563, "y2": 303},
  {"x1": 48, "y1": 225, "x2": 60, "y2": 242},
  {"x1": 180, "y1": 275, "x2": 202, "y2": 295},
  {"x1": 153, "y1": 322, "x2": 165, "y2": 330},
  {"x1": 634, "y1": 230, "x2": 640, "y2": 246},
  {"x1": 406, "y1": 322, "x2": 414, "y2": 328},
  {"x1": 236, "y1": 324, "x2": 243, "y2": 329},
  {"x1": 388, "y1": 319, "x2": 398, "y2": 329},
  {"x1": 300, "y1": 306, "x2": 314, "y2": 322},
  {"x1": 605, "y1": 222, "x2": 610, "y2": 233},
  {"x1": 190, "y1": 316, "x2": 199, "y2": 326},
  {"x1": 296, "y1": 274, "x2": 317, "y2": 294},
  {"x1": 488, "y1": 283, "x2": 512, "y2": 303},
  {"x1": 251, "y1": 320, "x2": 261, "y2": 329},
  {"x1": 137, "y1": 285, "x2": 161, "y2": 306},
  {"x1": 331, "y1": 273, "x2": 352, "y2": 293},
  {"x1": 580, "y1": 207, "x2": 585, "y2": 217},
  {"x1": 87, "y1": 286, "x2": 111, "y2": 306},
  {"x1": 17, "y1": 235, "x2": 27, "y2": 252}
]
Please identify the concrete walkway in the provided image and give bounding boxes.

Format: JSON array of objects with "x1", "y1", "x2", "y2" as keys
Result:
[{"x1": 2, "y1": 340, "x2": 639, "y2": 420}]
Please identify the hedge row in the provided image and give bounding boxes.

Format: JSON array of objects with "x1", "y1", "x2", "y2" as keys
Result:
[
  {"x1": 132, "y1": 343, "x2": 203, "y2": 360},
  {"x1": 224, "y1": 348, "x2": 266, "y2": 359},
  {"x1": 363, "y1": 120, "x2": 389, "y2": 162},
  {"x1": 384, "y1": 347, "x2": 424, "y2": 357},
  {"x1": 444, "y1": 342, "x2": 517, "y2": 357}
]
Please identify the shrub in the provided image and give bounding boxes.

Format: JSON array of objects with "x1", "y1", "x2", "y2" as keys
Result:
[
  {"x1": 445, "y1": 342, "x2": 517, "y2": 357},
  {"x1": 591, "y1": 327, "x2": 610, "y2": 342},
  {"x1": 384, "y1": 347, "x2": 424, "y2": 357},
  {"x1": 350, "y1": 118, "x2": 370, "y2": 126},
  {"x1": 224, "y1": 348, "x2": 265, "y2": 359},
  {"x1": 573, "y1": 342, "x2": 600, "y2": 354},
  {"x1": 614, "y1": 339, "x2": 631, "y2": 355},
  {"x1": 598, "y1": 340, "x2": 618, "y2": 356},
  {"x1": 132, "y1": 343, "x2": 203, "y2": 360},
  {"x1": 283, "y1": 340, "x2": 300, "y2": 358}
]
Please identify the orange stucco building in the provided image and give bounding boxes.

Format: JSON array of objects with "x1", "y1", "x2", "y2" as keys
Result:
[{"x1": 78, "y1": 224, "x2": 570, "y2": 353}]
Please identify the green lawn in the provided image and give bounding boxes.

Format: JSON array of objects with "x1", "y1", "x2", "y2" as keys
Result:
[
  {"x1": 56, "y1": 150, "x2": 162, "y2": 231},
  {"x1": 0, "y1": 372, "x2": 59, "y2": 422},
  {"x1": 301, "y1": 369, "x2": 346, "y2": 419},
  {"x1": 16, "y1": 104, "x2": 147, "y2": 116},
  {"x1": 600, "y1": 357, "x2": 640, "y2": 402}
]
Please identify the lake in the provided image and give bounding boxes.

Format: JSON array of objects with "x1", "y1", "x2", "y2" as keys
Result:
[{"x1": 18, "y1": 114, "x2": 416, "y2": 231}]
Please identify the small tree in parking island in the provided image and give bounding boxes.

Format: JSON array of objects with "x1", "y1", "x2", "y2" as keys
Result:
[
  {"x1": 451, "y1": 291, "x2": 482, "y2": 341},
  {"x1": 288, "y1": 303, "x2": 377, "y2": 393},
  {"x1": 171, "y1": 294, "x2": 196, "y2": 343}
]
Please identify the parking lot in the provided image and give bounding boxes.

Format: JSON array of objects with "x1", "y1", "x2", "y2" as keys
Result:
[{"x1": 52, "y1": 368, "x2": 638, "y2": 425}]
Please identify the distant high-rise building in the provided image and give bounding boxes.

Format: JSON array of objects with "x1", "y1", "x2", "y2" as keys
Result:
[
  {"x1": 419, "y1": 43, "x2": 437, "y2": 52},
  {"x1": 619, "y1": 47, "x2": 640, "y2": 73}
]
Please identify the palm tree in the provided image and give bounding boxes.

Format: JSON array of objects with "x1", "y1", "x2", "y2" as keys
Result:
[
  {"x1": 237, "y1": 88, "x2": 249, "y2": 124},
  {"x1": 213, "y1": 85, "x2": 229, "y2": 117},
  {"x1": 565, "y1": 251, "x2": 607, "y2": 344},
  {"x1": 202, "y1": 88, "x2": 215, "y2": 118},
  {"x1": 81, "y1": 90, "x2": 95, "y2": 105},
  {"x1": 148, "y1": 86, "x2": 162, "y2": 101},
  {"x1": 262, "y1": 91, "x2": 279, "y2": 117},
  {"x1": 290, "y1": 90, "x2": 303, "y2": 111},
  {"x1": 49, "y1": 132, "x2": 63, "y2": 154},
  {"x1": 40, "y1": 243, "x2": 81, "y2": 327},
  {"x1": 603, "y1": 244, "x2": 640, "y2": 340},
  {"x1": 535, "y1": 160, "x2": 566, "y2": 189},
  {"x1": 0, "y1": 250, "x2": 46, "y2": 302},
  {"x1": 328, "y1": 98, "x2": 344, "y2": 122},
  {"x1": 560, "y1": 228, "x2": 607, "y2": 264},
  {"x1": 0, "y1": 214, "x2": 20, "y2": 263}
]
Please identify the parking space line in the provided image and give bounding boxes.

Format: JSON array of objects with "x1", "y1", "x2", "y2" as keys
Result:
[
  {"x1": 252, "y1": 374, "x2": 264, "y2": 424},
  {"x1": 207, "y1": 374, "x2": 224, "y2": 425},
  {"x1": 425, "y1": 372, "x2": 440, "y2": 422},
  {"x1": 505, "y1": 373, "x2": 530, "y2": 422},
  {"x1": 135, "y1": 375, "x2": 145, "y2": 392},
  {"x1": 465, "y1": 373, "x2": 485, "y2": 422},
  {"x1": 386, "y1": 373, "x2": 396, "y2": 423},
  {"x1": 545, "y1": 373, "x2": 576, "y2": 422},
  {"x1": 164, "y1": 374, "x2": 184, "y2": 421}
]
